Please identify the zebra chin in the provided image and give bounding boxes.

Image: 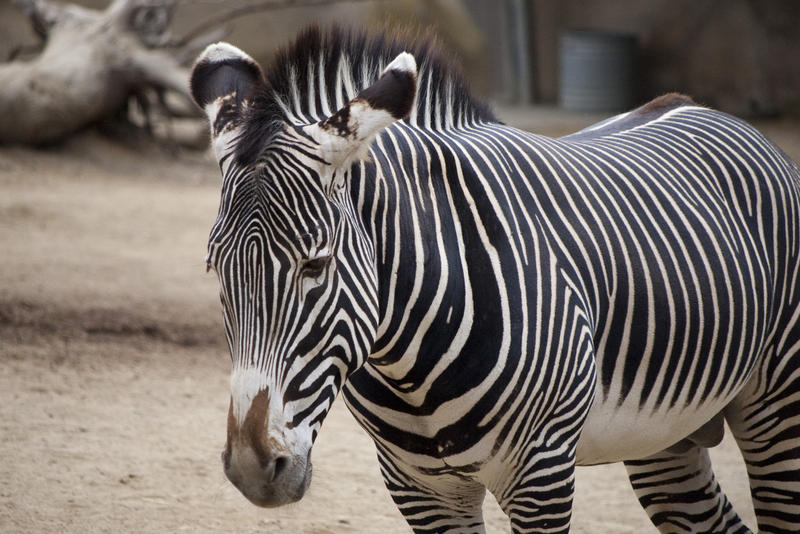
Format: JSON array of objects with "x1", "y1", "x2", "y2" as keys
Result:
[{"x1": 222, "y1": 443, "x2": 313, "y2": 508}]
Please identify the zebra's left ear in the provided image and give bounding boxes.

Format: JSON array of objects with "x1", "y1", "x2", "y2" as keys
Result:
[
  {"x1": 190, "y1": 42, "x2": 265, "y2": 164},
  {"x1": 308, "y1": 52, "x2": 417, "y2": 169}
]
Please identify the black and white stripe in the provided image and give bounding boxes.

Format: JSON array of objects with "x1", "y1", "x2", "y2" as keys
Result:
[{"x1": 192, "y1": 27, "x2": 800, "y2": 533}]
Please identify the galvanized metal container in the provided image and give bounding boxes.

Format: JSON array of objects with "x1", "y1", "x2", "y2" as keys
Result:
[{"x1": 559, "y1": 29, "x2": 637, "y2": 112}]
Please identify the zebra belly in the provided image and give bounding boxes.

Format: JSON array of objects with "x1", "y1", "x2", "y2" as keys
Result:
[
  {"x1": 570, "y1": 226, "x2": 769, "y2": 464},
  {"x1": 572, "y1": 275, "x2": 767, "y2": 465},
  {"x1": 575, "y1": 391, "x2": 735, "y2": 465}
]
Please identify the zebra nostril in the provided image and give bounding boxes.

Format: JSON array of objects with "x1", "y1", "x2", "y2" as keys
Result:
[
  {"x1": 271, "y1": 455, "x2": 290, "y2": 483},
  {"x1": 221, "y1": 448, "x2": 231, "y2": 471}
]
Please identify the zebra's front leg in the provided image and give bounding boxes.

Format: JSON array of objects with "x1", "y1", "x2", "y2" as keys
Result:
[
  {"x1": 377, "y1": 451, "x2": 487, "y2": 534},
  {"x1": 491, "y1": 447, "x2": 578, "y2": 534},
  {"x1": 624, "y1": 445, "x2": 751, "y2": 533}
]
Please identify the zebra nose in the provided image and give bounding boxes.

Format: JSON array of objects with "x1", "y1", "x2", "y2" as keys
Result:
[
  {"x1": 222, "y1": 442, "x2": 309, "y2": 507},
  {"x1": 221, "y1": 447, "x2": 230, "y2": 471},
  {"x1": 271, "y1": 455, "x2": 290, "y2": 482},
  {"x1": 222, "y1": 443, "x2": 282, "y2": 483}
]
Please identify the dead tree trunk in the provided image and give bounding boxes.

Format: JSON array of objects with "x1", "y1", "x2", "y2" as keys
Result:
[{"x1": 0, "y1": 0, "x2": 199, "y2": 144}]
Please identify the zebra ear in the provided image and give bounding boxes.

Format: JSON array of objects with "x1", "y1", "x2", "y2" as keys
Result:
[
  {"x1": 309, "y1": 52, "x2": 417, "y2": 168},
  {"x1": 190, "y1": 42, "x2": 265, "y2": 163}
]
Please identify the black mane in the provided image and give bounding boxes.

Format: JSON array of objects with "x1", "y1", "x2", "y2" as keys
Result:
[{"x1": 236, "y1": 25, "x2": 496, "y2": 164}]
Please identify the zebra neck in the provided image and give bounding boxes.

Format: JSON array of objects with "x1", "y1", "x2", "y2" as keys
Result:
[{"x1": 350, "y1": 125, "x2": 474, "y2": 387}]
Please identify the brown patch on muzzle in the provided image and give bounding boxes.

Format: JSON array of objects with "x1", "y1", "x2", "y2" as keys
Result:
[
  {"x1": 222, "y1": 386, "x2": 311, "y2": 507},
  {"x1": 228, "y1": 387, "x2": 270, "y2": 447},
  {"x1": 226, "y1": 387, "x2": 289, "y2": 462}
]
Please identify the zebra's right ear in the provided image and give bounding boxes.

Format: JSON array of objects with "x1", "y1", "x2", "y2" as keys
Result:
[
  {"x1": 306, "y1": 52, "x2": 417, "y2": 169},
  {"x1": 190, "y1": 42, "x2": 265, "y2": 162}
]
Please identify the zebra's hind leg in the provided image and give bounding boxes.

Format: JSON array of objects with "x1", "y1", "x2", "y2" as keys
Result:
[
  {"x1": 624, "y1": 444, "x2": 752, "y2": 533},
  {"x1": 725, "y1": 342, "x2": 800, "y2": 533},
  {"x1": 377, "y1": 451, "x2": 487, "y2": 534}
]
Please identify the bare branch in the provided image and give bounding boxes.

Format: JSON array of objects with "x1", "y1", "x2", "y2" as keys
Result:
[
  {"x1": 11, "y1": 0, "x2": 96, "y2": 39},
  {"x1": 7, "y1": 44, "x2": 44, "y2": 62},
  {"x1": 173, "y1": 0, "x2": 375, "y2": 47},
  {"x1": 175, "y1": 26, "x2": 232, "y2": 64}
]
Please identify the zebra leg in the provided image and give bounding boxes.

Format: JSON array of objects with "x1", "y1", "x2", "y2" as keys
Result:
[
  {"x1": 377, "y1": 452, "x2": 487, "y2": 534},
  {"x1": 492, "y1": 448, "x2": 578, "y2": 534},
  {"x1": 725, "y1": 343, "x2": 800, "y2": 533},
  {"x1": 624, "y1": 445, "x2": 751, "y2": 533}
]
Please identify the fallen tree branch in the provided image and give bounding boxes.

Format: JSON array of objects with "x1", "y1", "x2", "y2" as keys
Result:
[
  {"x1": 1, "y1": 0, "x2": 375, "y2": 145},
  {"x1": 0, "y1": 0, "x2": 199, "y2": 144}
]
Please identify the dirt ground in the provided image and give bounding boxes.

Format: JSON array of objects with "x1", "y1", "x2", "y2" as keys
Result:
[{"x1": 4, "y1": 109, "x2": 798, "y2": 533}]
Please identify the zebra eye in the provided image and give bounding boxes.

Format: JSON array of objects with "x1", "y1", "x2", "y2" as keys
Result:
[{"x1": 301, "y1": 256, "x2": 331, "y2": 278}]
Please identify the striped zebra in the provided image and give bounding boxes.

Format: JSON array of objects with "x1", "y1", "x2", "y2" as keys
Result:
[{"x1": 189, "y1": 27, "x2": 800, "y2": 533}]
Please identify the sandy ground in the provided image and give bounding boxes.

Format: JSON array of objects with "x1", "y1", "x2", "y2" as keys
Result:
[{"x1": 4, "y1": 108, "x2": 798, "y2": 533}]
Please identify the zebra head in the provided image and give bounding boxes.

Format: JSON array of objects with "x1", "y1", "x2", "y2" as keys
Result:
[{"x1": 190, "y1": 42, "x2": 417, "y2": 507}]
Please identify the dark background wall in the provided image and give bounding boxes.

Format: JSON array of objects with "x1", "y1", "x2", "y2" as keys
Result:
[{"x1": 476, "y1": 0, "x2": 800, "y2": 116}]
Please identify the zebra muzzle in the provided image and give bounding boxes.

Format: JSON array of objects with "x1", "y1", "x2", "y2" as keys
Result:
[
  {"x1": 222, "y1": 389, "x2": 312, "y2": 507},
  {"x1": 222, "y1": 443, "x2": 311, "y2": 507}
]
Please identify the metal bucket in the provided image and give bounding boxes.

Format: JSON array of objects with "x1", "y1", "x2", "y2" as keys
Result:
[{"x1": 559, "y1": 29, "x2": 637, "y2": 112}]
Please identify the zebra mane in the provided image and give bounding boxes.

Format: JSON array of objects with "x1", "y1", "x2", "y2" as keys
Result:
[{"x1": 235, "y1": 25, "x2": 496, "y2": 164}]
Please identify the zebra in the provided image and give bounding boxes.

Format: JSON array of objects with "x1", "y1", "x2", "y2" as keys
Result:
[{"x1": 189, "y1": 27, "x2": 800, "y2": 533}]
